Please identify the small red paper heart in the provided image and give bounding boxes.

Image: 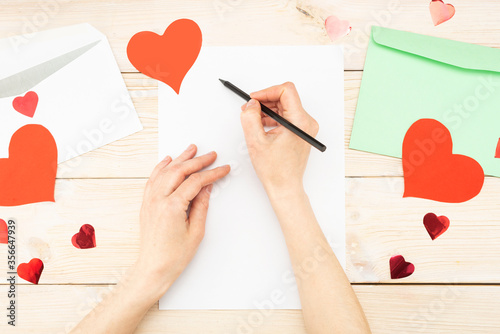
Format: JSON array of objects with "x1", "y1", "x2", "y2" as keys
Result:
[
  {"x1": 423, "y1": 213, "x2": 450, "y2": 240},
  {"x1": 18, "y1": 258, "x2": 44, "y2": 284},
  {"x1": 12, "y1": 91, "x2": 38, "y2": 118},
  {"x1": 127, "y1": 19, "x2": 202, "y2": 94},
  {"x1": 429, "y1": 0, "x2": 455, "y2": 26},
  {"x1": 0, "y1": 219, "x2": 7, "y2": 244},
  {"x1": 390, "y1": 255, "x2": 414, "y2": 279},
  {"x1": 72, "y1": 224, "x2": 96, "y2": 249},
  {"x1": 403, "y1": 119, "x2": 484, "y2": 203},
  {"x1": 325, "y1": 15, "x2": 351, "y2": 41},
  {"x1": 0, "y1": 124, "x2": 58, "y2": 206}
]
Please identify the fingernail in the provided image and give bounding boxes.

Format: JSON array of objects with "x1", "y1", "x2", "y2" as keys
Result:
[
  {"x1": 162, "y1": 155, "x2": 171, "y2": 162},
  {"x1": 246, "y1": 99, "x2": 256, "y2": 109},
  {"x1": 186, "y1": 144, "x2": 195, "y2": 151},
  {"x1": 207, "y1": 184, "x2": 213, "y2": 193}
]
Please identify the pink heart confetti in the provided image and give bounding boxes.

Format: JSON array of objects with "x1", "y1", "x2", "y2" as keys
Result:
[
  {"x1": 325, "y1": 15, "x2": 351, "y2": 42},
  {"x1": 13, "y1": 91, "x2": 38, "y2": 118},
  {"x1": 429, "y1": 0, "x2": 455, "y2": 26}
]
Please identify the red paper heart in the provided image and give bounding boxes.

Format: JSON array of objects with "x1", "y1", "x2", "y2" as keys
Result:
[
  {"x1": 0, "y1": 124, "x2": 58, "y2": 206},
  {"x1": 127, "y1": 19, "x2": 202, "y2": 94},
  {"x1": 72, "y1": 224, "x2": 96, "y2": 249},
  {"x1": 0, "y1": 219, "x2": 7, "y2": 244},
  {"x1": 390, "y1": 255, "x2": 414, "y2": 279},
  {"x1": 429, "y1": 0, "x2": 455, "y2": 26},
  {"x1": 423, "y1": 213, "x2": 450, "y2": 240},
  {"x1": 18, "y1": 258, "x2": 44, "y2": 284},
  {"x1": 402, "y1": 119, "x2": 484, "y2": 203},
  {"x1": 495, "y1": 138, "x2": 500, "y2": 158},
  {"x1": 325, "y1": 15, "x2": 351, "y2": 41},
  {"x1": 12, "y1": 91, "x2": 38, "y2": 118}
]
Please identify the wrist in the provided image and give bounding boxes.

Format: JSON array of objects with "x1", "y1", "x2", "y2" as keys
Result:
[
  {"x1": 127, "y1": 261, "x2": 175, "y2": 305},
  {"x1": 265, "y1": 183, "x2": 306, "y2": 203}
]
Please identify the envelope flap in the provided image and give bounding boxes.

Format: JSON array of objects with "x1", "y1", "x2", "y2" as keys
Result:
[
  {"x1": 0, "y1": 23, "x2": 102, "y2": 79},
  {"x1": 0, "y1": 24, "x2": 104, "y2": 98},
  {"x1": 372, "y1": 26, "x2": 500, "y2": 73}
]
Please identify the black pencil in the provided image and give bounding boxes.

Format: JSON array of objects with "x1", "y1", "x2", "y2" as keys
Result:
[{"x1": 219, "y1": 79, "x2": 327, "y2": 152}]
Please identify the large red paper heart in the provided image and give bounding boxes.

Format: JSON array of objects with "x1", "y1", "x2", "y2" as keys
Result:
[
  {"x1": 402, "y1": 119, "x2": 484, "y2": 203},
  {"x1": 13, "y1": 91, "x2": 38, "y2": 118},
  {"x1": 390, "y1": 255, "x2": 414, "y2": 279},
  {"x1": 18, "y1": 258, "x2": 44, "y2": 284},
  {"x1": 0, "y1": 124, "x2": 58, "y2": 206},
  {"x1": 423, "y1": 213, "x2": 450, "y2": 240},
  {"x1": 325, "y1": 15, "x2": 351, "y2": 42},
  {"x1": 429, "y1": 0, "x2": 455, "y2": 26},
  {"x1": 0, "y1": 219, "x2": 7, "y2": 244},
  {"x1": 495, "y1": 138, "x2": 500, "y2": 158},
  {"x1": 127, "y1": 19, "x2": 202, "y2": 94},
  {"x1": 72, "y1": 224, "x2": 96, "y2": 249}
]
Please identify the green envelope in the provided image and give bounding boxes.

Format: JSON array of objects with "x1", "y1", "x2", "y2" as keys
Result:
[{"x1": 350, "y1": 26, "x2": 500, "y2": 177}]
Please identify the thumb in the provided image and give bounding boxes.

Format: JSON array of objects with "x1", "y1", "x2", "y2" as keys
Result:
[{"x1": 240, "y1": 99, "x2": 265, "y2": 142}]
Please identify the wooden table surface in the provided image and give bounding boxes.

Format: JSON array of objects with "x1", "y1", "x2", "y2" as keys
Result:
[{"x1": 1, "y1": 0, "x2": 500, "y2": 333}]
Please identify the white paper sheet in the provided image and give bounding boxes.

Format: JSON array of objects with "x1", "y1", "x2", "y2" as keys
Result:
[
  {"x1": 0, "y1": 24, "x2": 142, "y2": 165},
  {"x1": 159, "y1": 46, "x2": 344, "y2": 310}
]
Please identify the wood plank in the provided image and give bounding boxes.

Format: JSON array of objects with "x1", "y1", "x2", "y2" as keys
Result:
[
  {"x1": 2, "y1": 1, "x2": 499, "y2": 179},
  {"x1": 56, "y1": 72, "x2": 403, "y2": 178},
  {"x1": 2, "y1": 1, "x2": 500, "y2": 71},
  {"x1": 346, "y1": 176, "x2": 500, "y2": 283},
  {"x1": 2, "y1": 1, "x2": 499, "y2": 331},
  {"x1": 1, "y1": 177, "x2": 499, "y2": 284},
  {"x1": 0, "y1": 284, "x2": 498, "y2": 333}
]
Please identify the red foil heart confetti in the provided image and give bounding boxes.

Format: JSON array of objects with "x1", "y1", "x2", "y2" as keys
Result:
[
  {"x1": 423, "y1": 213, "x2": 450, "y2": 240},
  {"x1": 390, "y1": 255, "x2": 415, "y2": 279},
  {"x1": 18, "y1": 258, "x2": 44, "y2": 284},
  {"x1": 71, "y1": 224, "x2": 96, "y2": 249}
]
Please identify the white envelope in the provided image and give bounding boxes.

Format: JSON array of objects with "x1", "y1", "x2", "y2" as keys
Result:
[{"x1": 0, "y1": 24, "x2": 142, "y2": 164}]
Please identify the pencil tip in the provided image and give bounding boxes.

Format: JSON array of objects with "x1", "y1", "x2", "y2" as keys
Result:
[{"x1": 219, "y1": 78, "x2": 226, "y2": 84}]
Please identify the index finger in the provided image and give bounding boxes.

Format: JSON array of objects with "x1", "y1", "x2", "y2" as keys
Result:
[
  {"x1": 172, "y1": 165, "x2": 231, "y2": 205},
  {"x1": 250, "y1": 82, "x2": 302, "y2": 110}
]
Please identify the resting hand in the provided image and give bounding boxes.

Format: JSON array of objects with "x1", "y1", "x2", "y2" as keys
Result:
[{"x1": 136, "y1": 144, "x2": 231, "y2": 295}]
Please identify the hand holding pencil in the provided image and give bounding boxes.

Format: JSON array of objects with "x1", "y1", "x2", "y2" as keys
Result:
[
  {"x1": 220, "y1": 79, "x2": 326, "y2": 152},
  {"x1": 238, "y1": 81, "x2": 320, "y2": 196}
]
